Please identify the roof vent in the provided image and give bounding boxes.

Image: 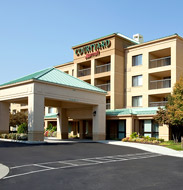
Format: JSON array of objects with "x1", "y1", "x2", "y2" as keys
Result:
[{"x1": 133, "y1": 34, "x2": 144, "y2": 43}]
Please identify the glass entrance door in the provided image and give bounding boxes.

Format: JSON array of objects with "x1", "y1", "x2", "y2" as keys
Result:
[{"x1": 118, "y1": 120, "x2": 126, "y2": 139}]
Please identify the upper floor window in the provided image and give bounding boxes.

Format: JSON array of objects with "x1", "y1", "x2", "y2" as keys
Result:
[
  {"x1": 132, "y1": 96, "x2": 142, "y2": 107},
  {"x1": 132, "y1": 54, "x2": 142, "y2": 66},
  {"x1": 132, "y1": 75, "x2": 142, "y2": 87}
]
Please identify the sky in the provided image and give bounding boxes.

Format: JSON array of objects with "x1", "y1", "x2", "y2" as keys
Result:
[{"x1": 0, "y1": 0, "x2": 183, "y2": 84}]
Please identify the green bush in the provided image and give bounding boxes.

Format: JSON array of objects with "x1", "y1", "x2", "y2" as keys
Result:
[
  {"x1": 0, "y1": 134, "x2": 7, "y2": 139},
  {"x1": 17, "y1": 123, "x2": 28, "y2": 134},
  {"x1": 150, "y1": 137, "x2": 156, "y2": 141},
  {"x1": 157, "y1": 138, "x2": 164, "y2": 143},
  {"x1": 52, "y1": 126, "x2": 57, "y2": 132},
  {"x1": 0, "y1": 133, "x2": 28, "y2": 141},
  {"x1": 130, "y1": 132, "x2": 138, "y2": 139},
  {"x1": 46, "y1": 123, "x2": 53, "y2": 131}
]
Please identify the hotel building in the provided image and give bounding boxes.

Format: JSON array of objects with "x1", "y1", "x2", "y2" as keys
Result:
[{"x1": 10, "y1": 33, "x2": 183, "y2": 141}]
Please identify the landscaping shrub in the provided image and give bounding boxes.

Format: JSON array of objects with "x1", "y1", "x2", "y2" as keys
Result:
[
  {"x1": 46, "y1": 123, "x2": 53, "y2": 131},
  {"x1": 17, "y1": 123, "x2": 28, "y2": 134},
  {"x1": 16, "y1": 134, "x2": 28, "y2": 140},
  {"x1": 0, "y1": 133, "x2": 27, "y2": 140},
  {"x1": 122, "y1": 136, "x2": 164, "y2": 144},
  {"x1": 44, "y1": 124, "x2": 57, "y2": 137},
  {"x1": 130, "y1": 132, "x2": 138, "y2": 139},
  {"x1": 52, "y1": 126, "x2": 57, "y2": 132}
]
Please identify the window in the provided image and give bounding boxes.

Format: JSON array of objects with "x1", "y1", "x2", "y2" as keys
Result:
[
  {"x1": 132, "y1": 75, "x2": 142, "y2": 86},
  {"x1": 132, "y1": 54, "x2": 142, "y2": 66},
  {"x1": 132, "y1": 96, "x2": 142, "y2": 107},
  {"x1": 143, "y1": 120, "x2": 159, "y2": 138},
  {"x1": 72, "y1": 69, "x2": 74, "y2": 76}
]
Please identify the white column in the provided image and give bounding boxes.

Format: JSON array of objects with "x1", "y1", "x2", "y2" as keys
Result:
[
  {"x1": 74, "y1": 63, "x2": 78, "y2": 78},
  {"x1": 0, "y1": 102, "x2": 10, "y2": 134},
  {"x1": 91, "y1": 59, "x2": 95, "y2": 86},
  {"x1": 110, "y1": 54, "x2": 115, "y2": 109},
  {"x1": 126, "y1": 117, "x2": 134, "y2": 137},
  {"x1": 92, "y1": 104, "x2": 106, "y2": 140},
  {"x1": 159, "y1": 124, "x2": 169, "y2": 141},
  {"x1": 57, "y1": 108, "x2": 68, "y2": 139},
  {"x1": 28, "y1": 94, "x2": 45, "y2": 141}
]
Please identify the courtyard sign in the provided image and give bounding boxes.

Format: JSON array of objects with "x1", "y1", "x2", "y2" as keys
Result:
[{"x1": 75, "y1": 39, "x2": 111, "y2": 59}]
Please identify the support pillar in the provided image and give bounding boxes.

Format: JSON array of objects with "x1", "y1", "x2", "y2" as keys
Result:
[
  {"x1": 0, "y1": 102, "x2": 10, "y2": 134},
  {"x1": 126, "y1": 117, "x2": 134, "y2": 137},
  {"x1": 159, "y1": 124, "x2": 169, "y2": 141},
  {"x1": 28, "y1": 94, "x2": 45, "y2": 141},
  {"x1": 57, "y1": 108, "x2": 68, "y2": 139},
  {"x1": 91, "y1": 59, "x2": 95, "y2": 86},
  {"x1": 79, "y1": 120, "x2": 84, "y2": 139},
  {"x1": 92, "y1": 104, "x2": 106, "y2": 141}
]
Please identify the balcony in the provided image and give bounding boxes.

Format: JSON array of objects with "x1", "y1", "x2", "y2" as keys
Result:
[
  {"x1": 96, "y1": 83, "x2": 110, "y2": 91},
  {"x1": 78, "y1": 68, "x2": 91, "y2": 77},
  {"x1": 149, "y1": 78, "x2": 171, "y2": 90},
  {"x1": 106, "y1": 103, "x2": 110, "y2": 110},
  {"x1": 149, "y1": 101, "x2": 168, "y2": 107},
  {"x1": 149, "y1": 56, "x2": 171, "y2": 69},
  {"x1": 96, "y1": 63, "x2": 111, "y2": 74}
]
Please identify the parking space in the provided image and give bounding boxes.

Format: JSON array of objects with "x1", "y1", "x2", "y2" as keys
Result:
[
  {"x1": 0, "y1": 141, "x2": 183, "y2": 190},
  {"x1": 5, "y1": 152, "x2": 161, "y2": 179}
]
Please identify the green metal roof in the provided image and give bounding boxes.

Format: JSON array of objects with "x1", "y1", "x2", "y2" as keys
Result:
[
  {"x1": 0, "y1": 68, "x2": 106, "y2": 94},
  {"x1": 106, "y1": 107, "x2": 159, "y2": 116},
  {"x1": 44, "y1": 113, "x2": 57, "y2": 119},
  {"x1": 45, "y1": 107, "x2": 159, "y2": 119}
]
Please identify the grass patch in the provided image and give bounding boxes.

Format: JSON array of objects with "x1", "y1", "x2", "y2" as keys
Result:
[{"x1": 160, "y1": 140, "x2": 183, "y2": 151}]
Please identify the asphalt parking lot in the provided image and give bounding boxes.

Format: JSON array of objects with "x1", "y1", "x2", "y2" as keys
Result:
[{"x1": 0, "y1": 141, "x2": 183, "y2": 190}]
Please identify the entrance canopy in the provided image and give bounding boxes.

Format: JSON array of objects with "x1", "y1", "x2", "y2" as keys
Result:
[{"x1": 0, "y1": 68, "x2": 106, "y2": 141}]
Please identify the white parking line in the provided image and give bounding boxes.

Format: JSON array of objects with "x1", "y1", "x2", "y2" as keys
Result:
[
  {"x1": 33, "y1": 164, "x2": 54, "y2": 169},
  {"x1": 4, "y1": 152, "x2": 162, "y2": 180}
]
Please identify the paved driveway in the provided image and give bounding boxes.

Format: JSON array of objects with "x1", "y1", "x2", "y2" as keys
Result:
[{"x1": 0, "y1": 141, "x2": 183, "y2": 190}]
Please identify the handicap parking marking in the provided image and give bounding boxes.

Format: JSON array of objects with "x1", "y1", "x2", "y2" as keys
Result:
[{"x1": 3, "y1": 152, "x2": 162, "y2": 180}]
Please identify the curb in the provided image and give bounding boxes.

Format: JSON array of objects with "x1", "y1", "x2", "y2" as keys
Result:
[
  {"x1": 98, "y1": 140, "x2": 183, "y2": 158},
  {"x1": 0, "y1": 164, "x2": 9, "y2": 179},
  {"x1": 0, "y1": 138, "x2": 47, "y2": 145}
]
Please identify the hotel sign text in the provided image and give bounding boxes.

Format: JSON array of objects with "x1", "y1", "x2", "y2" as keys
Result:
[{"x1": 75, "y1": 39, "x2": 111, "y2": 59}]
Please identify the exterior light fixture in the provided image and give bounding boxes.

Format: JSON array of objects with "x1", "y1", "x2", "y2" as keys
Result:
[{"x1": 93, "y1": 111, "x2": 96, "y2": 117}]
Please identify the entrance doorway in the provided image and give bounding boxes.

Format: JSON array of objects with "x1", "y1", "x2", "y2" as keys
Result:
[{"x1": 106, "y1": 120, "x2": 126, "y2": 140}]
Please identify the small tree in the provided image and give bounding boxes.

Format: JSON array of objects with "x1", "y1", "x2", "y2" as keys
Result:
[
  {"x1": 9, "y1": 112, "x2": 28, "y2": 127},
  {"x1": 17, "y1": 123, "x2": 28, "y2": 134},
  {"x1": 155, "y1": 76, "x2": 183, "y2": 143}
]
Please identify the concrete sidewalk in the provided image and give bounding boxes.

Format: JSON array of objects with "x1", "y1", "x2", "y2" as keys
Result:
[
  {"x1": 99, "y1": 140, "x2": 183, "y2": 158},
  {"x1": 0, "y1": 164, "x2": 9, "y2": 179}
]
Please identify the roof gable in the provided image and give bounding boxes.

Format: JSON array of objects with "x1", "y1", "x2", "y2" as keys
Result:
[{"x1": 0, "y1": 68, "x2": 106, "y2": 94}]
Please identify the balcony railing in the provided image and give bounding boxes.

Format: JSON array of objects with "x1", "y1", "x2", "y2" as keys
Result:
[
  {"x1": 149, "y1": 56, "x2": 171, "y2": 69},
  {"x1": 96, "y1": 63, "x2": 111, "y2": 74},
  {"x1": 78, "y1": 68, "x2": 91, "y2": 77},
  {"x1": 96, "y1": 83, "x2": 110, "y2": 91},
  {"x1": 149, "y1": 78, "x2": 171, "y2": 90},
  {"x1": 106, "y1": 103, "x2": 110, "y2": 109},
  {"x1": 149, "y1": 101, "x2": 168, "y2": 107}
]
